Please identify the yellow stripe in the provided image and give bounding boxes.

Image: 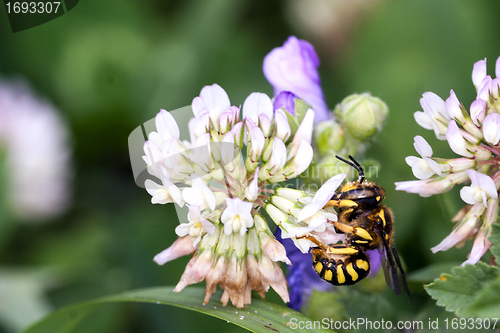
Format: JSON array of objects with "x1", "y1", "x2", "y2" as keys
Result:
[
  {"x1": 324, "y1": 269, "x2": 333, "y2": 281},
  {"x1": 346, "y1": 263, "x2": 358, "y2": 281},
  {"x1": 327, "y1": 246, "x2": 358, "y2": 255},
  {"x1": 354, "y1": 227, "x2": 373, "y2": 241},
  {"x1": 336, "y1": 265, "x2": 346, "y2": 284},
  {"x1": 356, "y1": 259, "x2": 369, "y2": 271},
  {"x1": 339, "y1": 200, "x2": 357, "y2": 208},
  {"x1": 315, "y1": 262, "x2": 323, "y2": 274},
  {"x1": 378, "y1": 209, "x2": 386, "y2": 227}
]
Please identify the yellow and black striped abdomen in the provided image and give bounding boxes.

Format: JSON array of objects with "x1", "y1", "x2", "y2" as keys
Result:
[{"x1": 312, "y1": 249, "x2": 371, "y2": 286}]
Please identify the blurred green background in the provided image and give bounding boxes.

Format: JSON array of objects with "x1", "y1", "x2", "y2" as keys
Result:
[{"x1": 1, "y1": 0, "x2": 500, "y2": 332}]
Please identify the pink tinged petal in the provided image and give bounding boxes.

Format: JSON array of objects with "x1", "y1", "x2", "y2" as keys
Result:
[
  {"x1": 242, "y1": 92, "x2": 273, "y2": 124},
  {"x1": 245, "y1": 167, "x2": 260, "y2": 202},
  {"x1": 472, "y1": 58, "x2": 487, "y2": 90},
  {"x1": 174, "y1": 250, "x2": 213, "y2": 292},
  {"x1": 445, "y1": 90, "x2": 465, "y2": 123},
  {"x1": 156, "y1": 109, "x2": 180, "y2": 141},
  {"x1": 199, "y1": 84, "x2": 231, "y2": 121},
  {"x1": 462, "y1": 227, "x2": 492, "y2": 266},
  {"x1": 431, "y1": 217, "x2": 478, "y2": 253},
  {"x1": 470, "y1": 99, "x2": 486, "y2": 126},
  {"x1": 496, "y1": 56, "x2": 500, "y2": 79},
  {"x1": 413, "y1": 135, "x2": 433, "y2": 157},
  {"x1": 414, "y1": 111, "x2": 433, "y2": 130},
  {"x1": 395, "y1": 171, "x2": 468, "y2": 197},
  {"x1": 298, "y1": 173, "x2": 347, "y2": 221},
  {"x1": 153, "y1": 236, "x2": 196, "y2": 266},
  {"x1": 446, "y1": 121, "x2": 473, "y2": 158},
  {"x1": 477, "y1": 76, "x2": 492, "y2": 101},
  {"x1": 263, "y1": 36, "x2": 329, "y2": 123},
  {"x1": 482, "y1": 113, "x2": 500, "y2": 145},
  {"x1": 274, "y1": 108, "x2": 291, "y2": 141}
]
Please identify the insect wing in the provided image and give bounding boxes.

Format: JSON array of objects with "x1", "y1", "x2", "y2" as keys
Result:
[{"x1": 377, "y1": 237, "x2": 400, "y2": 295}]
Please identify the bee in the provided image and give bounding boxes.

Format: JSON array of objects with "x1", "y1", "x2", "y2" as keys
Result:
[{"x1": 306, "y1": 155, "x2": 410, "y2": 298}]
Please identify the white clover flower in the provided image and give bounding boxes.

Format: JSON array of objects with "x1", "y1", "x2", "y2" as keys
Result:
[
  {"x1": 405, "y1": 136, "x2": 443, "y2": 179},
  {"x1": 175, "y1": 205, "x2": 215, "y2": 247},
  {"x1": 0, "y1": 79, "x2": 72, "y2": 220},
  {"x1": 397, "y1": 55, "x2": 500, "y2": 265},
  {"x1": 414, "y1": 92, "x2": 450, "y2": 140},
  {"x1": 460, "y1": 170, "x2": 498, "y2": 208},
  {"x1": 139, "y1": 83, "x2": 353, "y2": 308},
  {"x1": 221, "y1": 197, "x2": 254, "y2": 236}
]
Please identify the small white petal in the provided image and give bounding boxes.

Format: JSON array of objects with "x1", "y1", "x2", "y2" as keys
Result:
[
  {"x1": 285, "y1": 140, "x2": 313, "y2": 177},
  {"x1": 414, "y1": 111, "x2": 433, "y2": 130},
  {"x1": 405, "y1": 156, "x2": 420, "y2": 167},
  {"x1": 409, "y1": 158, "x2": 435, "y2": 180},
  {"x1": 472, "y1": 58, "x2": 487, "y2": 90},
  {"x1": 483, "y1": 113, "x2": 500, "y2": 145},
  {"x1": 471, "y1": 170, "x2": 498, "y2": 200},
  {"x1": 421, "y1": 92, "x2": 448, "y2": 120},
  {"x1": 268, "y1": 138, "x2": 287, "y2": 174},
  {"x1": 496, "y1": 56, "x2": 500, "y2": 79},
  {"x1": 414, "y1": 135, "x2": 433, "y2": 157},
  {"x1": 288, "y1": 109, "x2": 314, "y2": 158},
  {"x1": 445, "y1": 90, "x2": 465, "y2": 123},
  {"x1": 155, "y1": 109, "x2": 180, "y2": 141},
  {"x1": 460, "y1": 186, "x2": 478, "y2": 205},
  {"x1": 298, "y1": 173, "x2": 346, "y2": 221},
  {"x1": 242, "y1": 92, "x2": 273, "y2": 124},
  {"x1": 191, "y1": 96, "x2": 205, "y2": 118},
  {"x1": 274, "y1": 108, "x2": 291, "y2": 141},
  {"x1": 199, "y1": 84, "x2": 231, "y2": 122}
]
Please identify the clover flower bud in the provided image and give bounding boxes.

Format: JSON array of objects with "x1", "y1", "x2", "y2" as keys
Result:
[
  {"x1": 315, "y1": 119, "x2": 345, "y2": 155},
  {"x1": 334, "y1": 93, "x2": 388, "y2": 141}
]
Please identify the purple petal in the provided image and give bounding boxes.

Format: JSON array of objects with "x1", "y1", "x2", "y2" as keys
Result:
[
  {"x1": 273, "y1": 91, "x2": 297, "y2": 115},
  {"x1": 263, "y1": 36, "x2": 330, "y2": 123},
  {"x1": 275, "y1": 228, "x2": 331, "y2": 310}
]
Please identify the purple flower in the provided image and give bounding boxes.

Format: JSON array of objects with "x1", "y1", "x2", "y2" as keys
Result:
[
  {"x1": 275, "y1": 228, "x2": 331, "y2": 311},
  {"x1": 263, "y1": 36, "x2": 330, "y2": 123},
  {"x1": 273, "y1": 91, "x2": 297, "y2": 115}
]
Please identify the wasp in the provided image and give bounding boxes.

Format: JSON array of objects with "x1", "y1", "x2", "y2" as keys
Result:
[{"x1": 304, "y1": 155, "x2": 410, "y2": 298}]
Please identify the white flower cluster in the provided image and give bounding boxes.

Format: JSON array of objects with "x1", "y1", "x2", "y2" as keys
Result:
[
  {"x1": 396, "y1": 57, "x2": 500, "y2": 265},
  {"x1": 142, "y1": 84, "x2": 346, "y2": 307},
  {"x1": 0, "y1": 79, "x2": 71, "y2": 220}
]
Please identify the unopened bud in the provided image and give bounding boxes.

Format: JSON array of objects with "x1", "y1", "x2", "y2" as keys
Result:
[
  {"x1": 315, "y1": 119, "x2": 345, "y2": 155},
  {"x1": 335, "y1": 93, "x2": 388, "y2": 141}
]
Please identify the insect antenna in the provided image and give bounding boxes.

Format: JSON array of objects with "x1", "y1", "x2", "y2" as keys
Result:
[{"x1": 335, "y1": 155, "x2": 365, "y2": 183}]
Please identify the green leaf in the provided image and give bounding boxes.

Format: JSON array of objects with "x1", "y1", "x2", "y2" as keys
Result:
[
  {"x1": 467, "y1": 279, "x2": 500, "y2": 318},
  {"x1": 408, "y1": 262, "x2": 462, "y2": 283},
  {"x1": 488, "y1": 223, "x2": 500, "y2": 261},
  {"x1": 21, "y1": 287, "x2": 332, "y2": 333},
  {"x1": 424, "y1": 262, "x2": 500, "y2": 317}
]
